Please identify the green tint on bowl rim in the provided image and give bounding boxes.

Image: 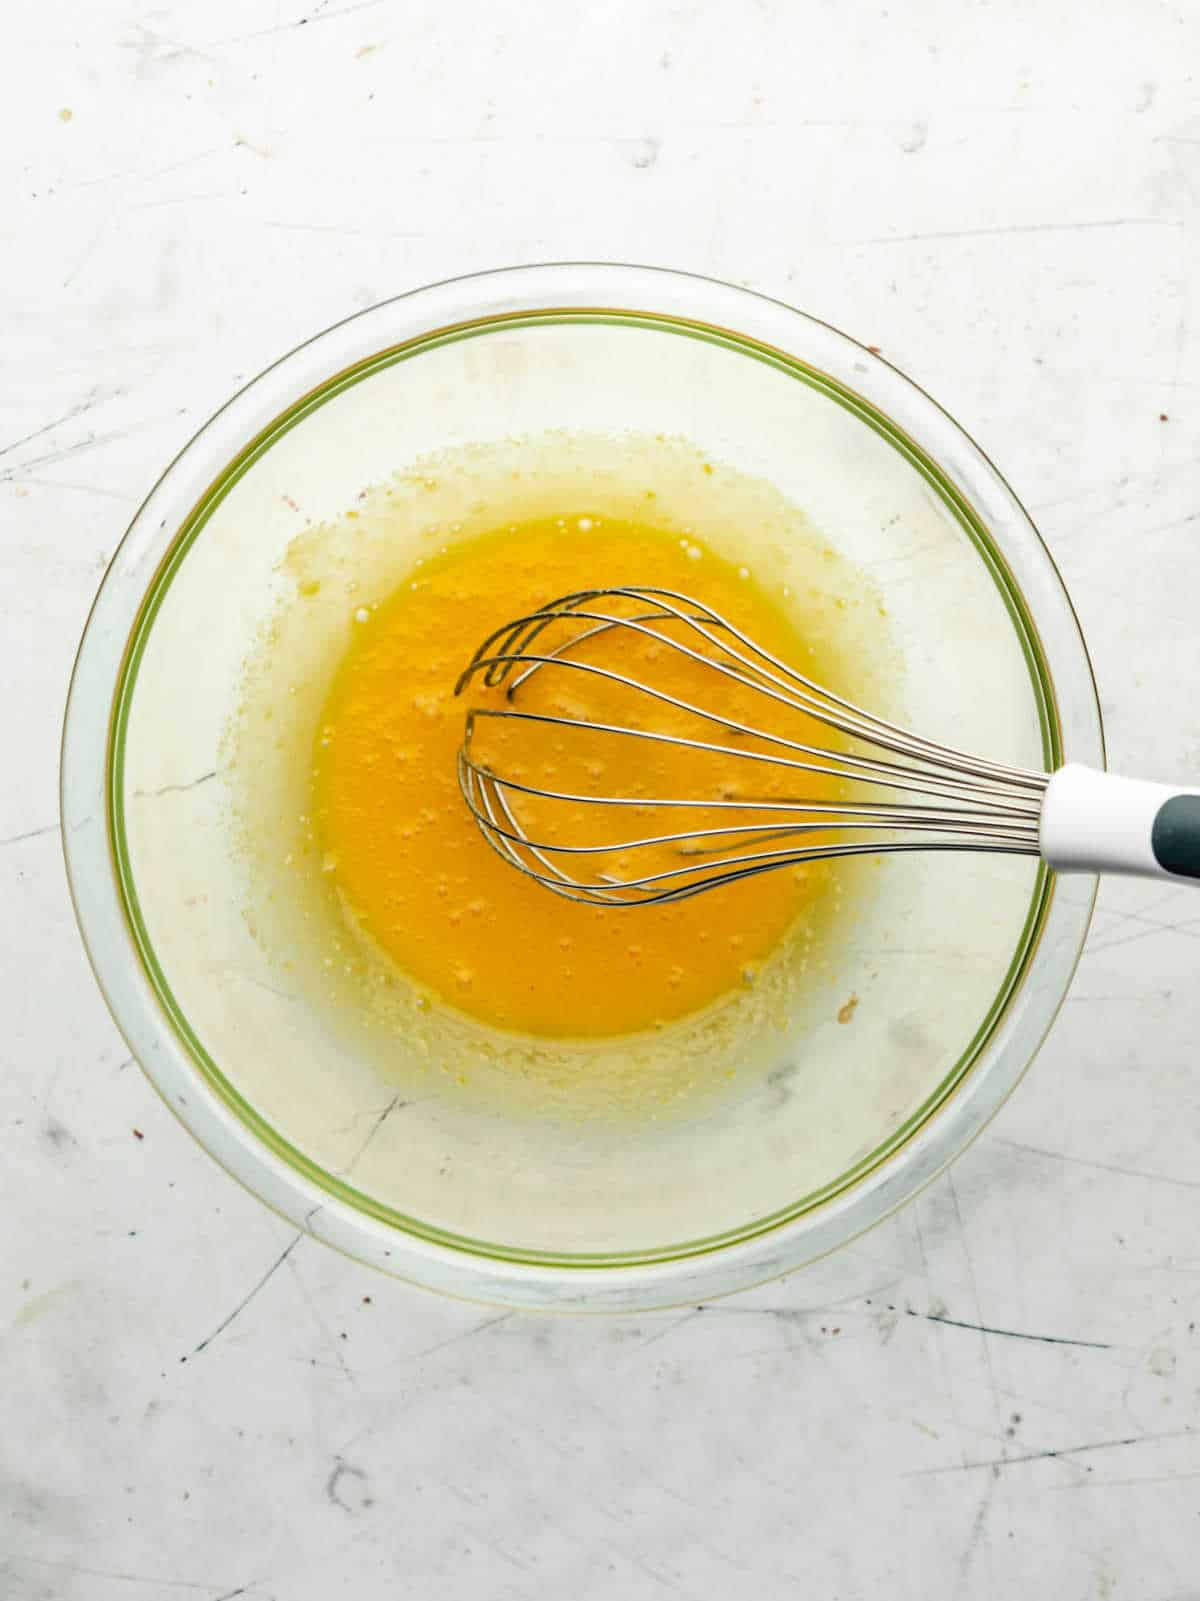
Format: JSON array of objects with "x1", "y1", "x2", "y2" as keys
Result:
[{"x1": 63, "y1": 265, "x2": 1102, "y2": 1306}]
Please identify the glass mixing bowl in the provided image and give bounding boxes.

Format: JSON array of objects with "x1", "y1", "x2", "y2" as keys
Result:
[{"x1": 61, "y1": 264, "x2": 1102, "y2": 1310}]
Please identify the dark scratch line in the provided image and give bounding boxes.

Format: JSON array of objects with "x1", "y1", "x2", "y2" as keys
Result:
[
  {"x1": 635, "y1": 1306, "x2": 707, "y2": 1350},
  {"x1": 905, "y1": 1428, "x2": 1194, "y2": 1478},
  {"x1": 993, "y1": 1135, "x2": 1200, "y2": 1192},
  {"x1": 1085, "y1": 917, "x2": 1200, "y2": 955},
  {"x1": 186, "y1": 1235, "x2": 301, "y2": 1358},
  {"x1": 0, "y1": 822, "x2": 58, "y2": 847},
  {"x1": 134, "y1": 770, "x2": 217, "y2": 799},
  {"x1": 4, "y1": 1556, "x2": 222, "y2": 1590},
  {"x1": 219, "y1": 0, "x2": 386, "y2": 41},
  {"x1": 907, "y1": 1309, "x2": 1111, "y2": 1349},
  {"x1": 411, "y1": 1311, "x2": 514, "y2": 1359},
  {"x1": 1089, "y1": 897, "x2": 1200, "y2": 935},
  {"x1": 0, "y1": 394, "x2": 117, "y2": 459},
  {"x1": 0, "y1": 429, "x2": 134, "y2": 481},
  {"x1": 345, "y1": 1092, "x2": 409, "y2": 1173}
]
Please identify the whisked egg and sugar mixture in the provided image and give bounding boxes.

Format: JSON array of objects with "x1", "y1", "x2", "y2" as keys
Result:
[
  {"x1": 314, "y1": 516, "x2": 848, "y2": 1037},
  {"x1": 230, "y1": 436, "x2": 891, "y2": 1117}
]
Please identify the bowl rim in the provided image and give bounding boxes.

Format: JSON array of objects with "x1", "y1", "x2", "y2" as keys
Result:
[{"x1": 60, "y1": 261, "x2": 1102, "y2": 1309}]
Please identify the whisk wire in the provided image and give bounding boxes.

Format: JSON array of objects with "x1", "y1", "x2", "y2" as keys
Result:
[
  {"x1": 455, "y1": 587, "x2": 1047, "y2": 906},
  {"x1": 459, "y1": 587, "x2": 1043, "y2": 790}
]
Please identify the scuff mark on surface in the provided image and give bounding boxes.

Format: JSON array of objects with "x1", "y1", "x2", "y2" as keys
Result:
[
  {"x1": 957, "y1": 1471, "x2": 997, "y2": 1589},
  {"x1": 233, "y1": 133, "x2": 276, "y2": 160},
  {"x1": 41, "y1": 1118, "x2": 81, "y2": 1155},
  {"x1": 326, "y1": 1458, "x2": 373, "y2": 1514},
  {"x1": 118, "y1": 23, "x2": 214, "y2": 77},
  {"x1": 629, "y1": 136, "x2": 661, "y2": 170}
]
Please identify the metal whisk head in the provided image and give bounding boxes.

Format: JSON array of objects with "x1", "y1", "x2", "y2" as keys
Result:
[{"x1": 454, "y1": 587, "x2": 1048, "y2": 906}]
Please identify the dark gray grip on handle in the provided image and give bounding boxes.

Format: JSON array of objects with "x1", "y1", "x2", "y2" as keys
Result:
[{"x1": 1151, "y1": 795, "x2": 1200, "y2": 880}]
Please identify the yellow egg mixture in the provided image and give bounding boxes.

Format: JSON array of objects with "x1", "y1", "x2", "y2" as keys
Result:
[
  {"x1": 313, "y1": 516, "x2": 846, "y2": 1038},
  {"x1": 230, "y1": 434, "x2": 892, "y2": 1120}
]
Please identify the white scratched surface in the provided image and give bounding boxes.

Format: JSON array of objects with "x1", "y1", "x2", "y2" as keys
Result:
[{"x1": 4, "y1": 2, "x2": 1200, "y2": 1596}]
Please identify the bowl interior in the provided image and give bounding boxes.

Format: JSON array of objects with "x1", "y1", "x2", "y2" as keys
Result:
[{"x1": 98, "y1": 299, "x2": 1082, "y2": 1272}]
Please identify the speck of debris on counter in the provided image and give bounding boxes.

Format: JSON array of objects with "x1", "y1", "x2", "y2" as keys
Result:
[{"x1": 837, "y1": 993, "x2": 859, "y2": 1025}]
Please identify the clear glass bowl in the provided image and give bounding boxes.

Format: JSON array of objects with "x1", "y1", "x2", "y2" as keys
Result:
[{"x1": 61, "y1": 264, "x2": 1101, "y2": 1310}]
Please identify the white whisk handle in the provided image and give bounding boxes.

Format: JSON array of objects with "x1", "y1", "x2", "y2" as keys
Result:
[{"x1": 1040, "y1": 764, "x2": 1200, "y2": 882}]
